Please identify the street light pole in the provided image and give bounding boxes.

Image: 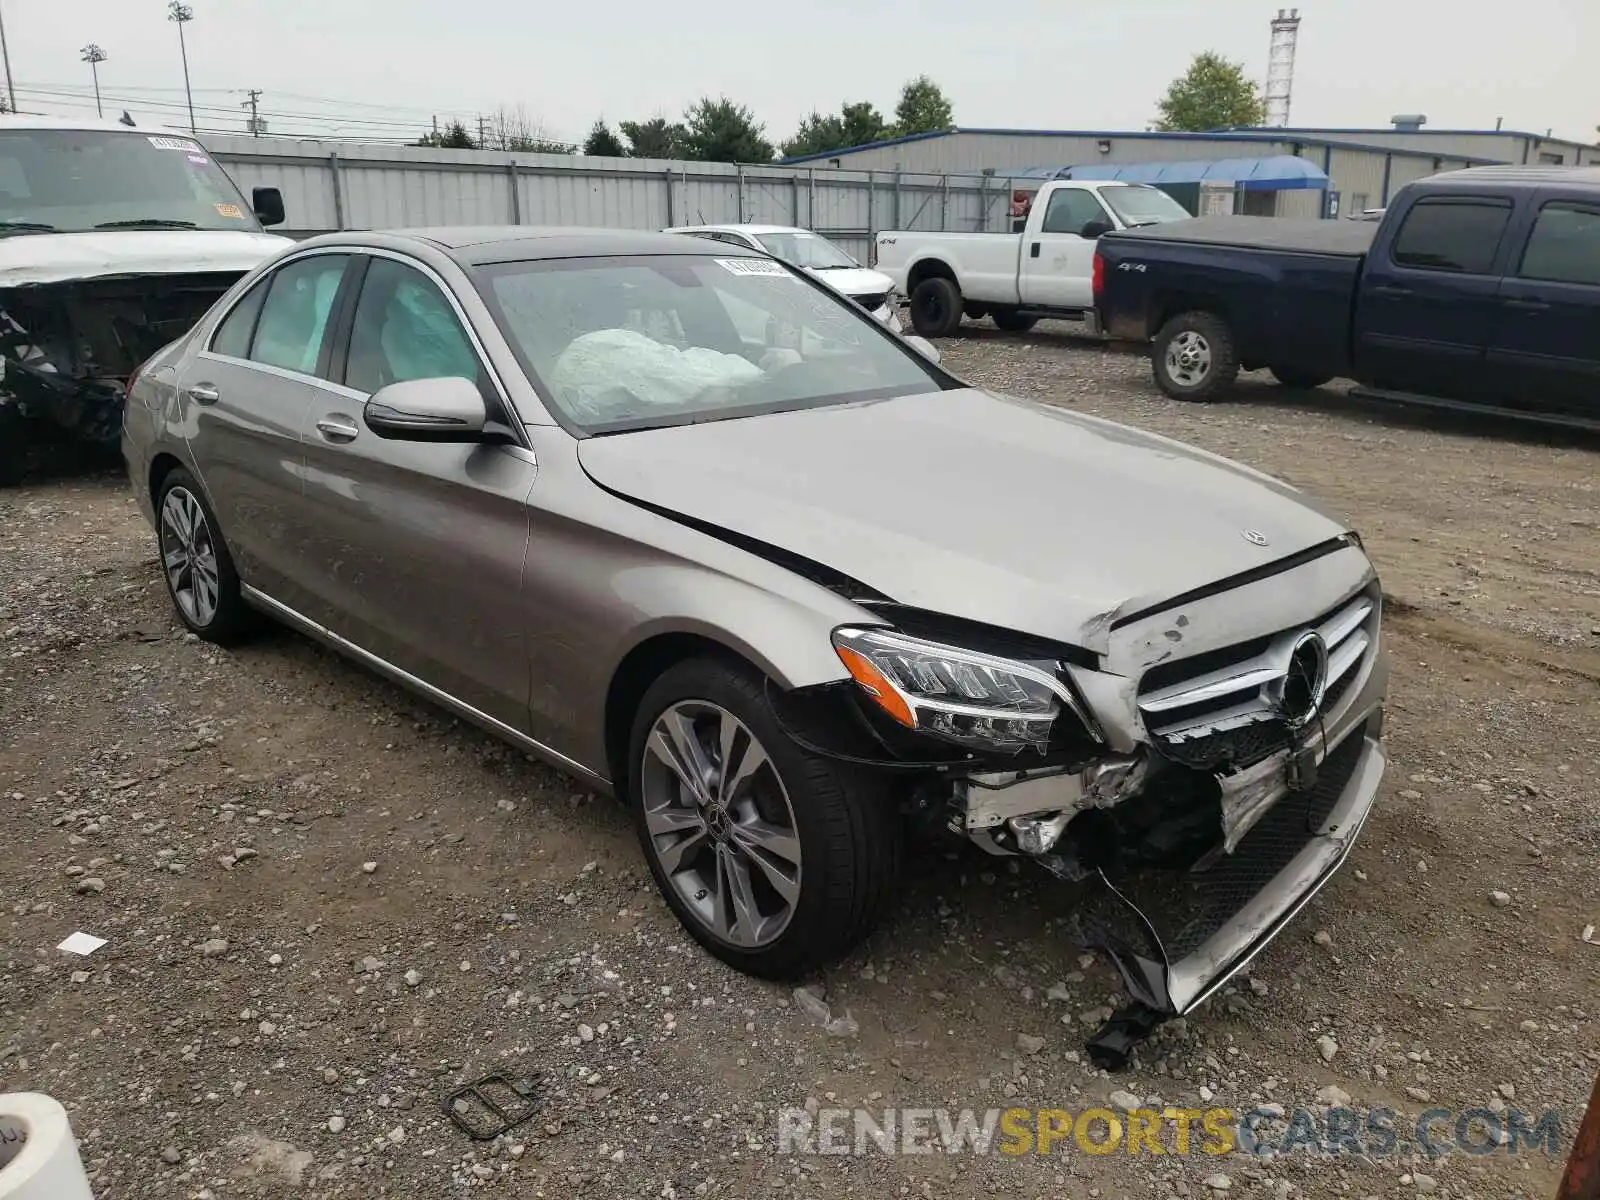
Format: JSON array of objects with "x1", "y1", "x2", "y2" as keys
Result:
[
  {"x1": 80, "y1": 44, "x2": 108, "y2": 118},
  {"x1": 167, "y1": 2, "x2": 195, "y2": 134},
  {"x1": 0, "y1": 3, "x2": 17, "y2": 113}
]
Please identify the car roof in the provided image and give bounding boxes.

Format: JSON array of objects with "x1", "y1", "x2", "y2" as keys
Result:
[
  {"x1": 665, "y1": 224, "x2": 811, "y2": 237},
  {"x1": 0, "y1": 114, "x2": 194, "y2": 136},
  {"x1": 297, "y1": 226, "x2": 767, "y2": 265},
  {"x1": 1422, "y1": 165, "x2": 1600, "y2": 190}
]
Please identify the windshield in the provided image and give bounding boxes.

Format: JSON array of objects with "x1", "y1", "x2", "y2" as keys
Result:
[
  {"x1": 479, "y1": 253, "x2": 941, "y2": 434},
  {"x1": 0, "y1": 129, "x2": 261, "y2": 234},
  {"x1": 1100, "y1": 185, "x2": 1193, "y2": 227},
  {"x1": 754, "y1": 231, "x2": 859, "y2": 270}
]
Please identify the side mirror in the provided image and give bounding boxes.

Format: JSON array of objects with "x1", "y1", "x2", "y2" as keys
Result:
[
  {"x1": 252, "y1": 186, "x2": 286, "y2": 228},
  {"x1": 1080, "y1": 219, "x2": 1114, "y2": 240},
  {"x1": 905, "y1": 335, "x2": 941, "y2": 365},
  {"x1": 363, "y1": 377, "x2": 487, "y2": 442}
]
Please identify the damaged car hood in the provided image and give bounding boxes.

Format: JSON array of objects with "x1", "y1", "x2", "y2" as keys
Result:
[
  {"x1": 576, "y1": 388, "x2": 1350, "y2": 650},
  {"x1": 0, "y1": 230, "x2": 292, "y2": 288}
]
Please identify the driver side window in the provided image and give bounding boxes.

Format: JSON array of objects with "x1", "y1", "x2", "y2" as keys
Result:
[
  {"x1": 1040, "y1": 188, "x2": 1109, "y2": 235},
  {"x1": 343, "y1": 257, "x2": 481, "y2": 395}
]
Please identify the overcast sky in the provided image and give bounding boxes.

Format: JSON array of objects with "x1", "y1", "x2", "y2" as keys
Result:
[{"x1": 3, "y1": 0, "x2": 1593, "y2": 147}]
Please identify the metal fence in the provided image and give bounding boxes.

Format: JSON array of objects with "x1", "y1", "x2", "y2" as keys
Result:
[{"x1": 201, "y1": 134, "x2": 1028, "y2": 262}]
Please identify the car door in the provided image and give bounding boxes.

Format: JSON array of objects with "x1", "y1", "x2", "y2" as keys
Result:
[
  {"x1": 1018, "y1": 187, "x2": 1110, "y2": 310},
  {"x1": 184, "y1": 251, "x2": 353, "y2": 610},
  {"x1": 1487, "y1": 196, "x2": 1600, "y2": 417},
  {"x1": 1353, "y1": 195, "x2": 1513, "y2": 399},
  {"x1": 293, "y1": 252, "x2": 537, "y2": 733}
]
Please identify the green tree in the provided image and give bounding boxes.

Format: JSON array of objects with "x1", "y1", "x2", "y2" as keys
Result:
[
  {"x1": 415, "y1": 119, "x2": 476, "y2": 149},
  {"x1": 619, "y1": 116, "x2": 689, "y2": 159},
  {"x1": 1154, "y1": 52, "x2": 1266, "y2": 131},
  {"x1": 893, "y1": 76, "x2": 953, "y2": 136},
  {"x1": 781, "y1": 100, "x2": 890, "y2": 158},
  {"x1": 583, "y1": 119, "x2": 628, "y2": 157},
  {"x1": 682, "y1": 97, "x2": 774, "y2": 163}
]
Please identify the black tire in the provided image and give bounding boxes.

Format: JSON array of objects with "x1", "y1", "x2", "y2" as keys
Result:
[
  {"x1": 0, "y1": 409, "x2": 26, "y2": 487},
  {"x1": 1269, "y1": 367, "x2": 1333, "y2": 390},
  {"x1": 962, "y1": 302, "x2": 989, "y2": 320},
  {"x1": 1151, "y1": 310, "x2": 1239, "y2": 402},
  {"x1": 627, "y1": 656, "x2": 901, "y2": 980},
  {"x1": 991, "y1": 308, "x2": 1039, "y2": 333},
  {"x1": 154, "y1": 467, "x2": 257, "y2": 644},
  {"x1": 909, "y1": 277, "x2": 963, "y2": 338}
]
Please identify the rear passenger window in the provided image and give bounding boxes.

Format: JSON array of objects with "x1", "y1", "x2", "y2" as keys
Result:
[
  {"x1": 251, "y1": 254, "x2": 350, "y2": 375},
  {"x1": 1518, "y1": 203, "x2": 1600, "y2": 286},
  {"x1": 1390, "y1": 199, "x2": 1511, "y2": 274},
  {"x1": 210, "y1": 280, "x2": 267, "y2": 359}
]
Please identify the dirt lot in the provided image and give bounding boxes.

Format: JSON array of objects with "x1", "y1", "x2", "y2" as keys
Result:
[{"x1": 3, "y1": 323, "x2": 1598, "y2": 1199}]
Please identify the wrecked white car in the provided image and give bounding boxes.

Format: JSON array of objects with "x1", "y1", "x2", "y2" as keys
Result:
[{"x1": 0, "y1": 116, "x2": 290, "y2": 483}]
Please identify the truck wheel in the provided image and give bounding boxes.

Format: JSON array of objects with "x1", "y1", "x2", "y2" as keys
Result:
[
  {"x1": 991, "y1": 309, "x2": 1039, "y2": 333},
  {"x1": 1269, "y1": 367, "x2": 1333, "y2": 390},
  {"x1": 910, "y1": 278, "x2": 963, "y2": 338},
  {"x1": 1152, "y1": 311, "x2": 1239, "y2": 402},
  {"x1": 628, "y1": 656, "x2": 901, "y2": 980}
]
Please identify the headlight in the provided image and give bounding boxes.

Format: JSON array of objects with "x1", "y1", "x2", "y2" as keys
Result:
[{"x1": 831, "y1": 627, "x2": 1096, "y2": 754}]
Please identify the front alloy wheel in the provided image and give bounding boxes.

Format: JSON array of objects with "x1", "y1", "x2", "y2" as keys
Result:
[
  {"x1": 628, "y1": 657, "x2": 900, "y2": 979},
  {"x1": 640, "y1": 700, "x2": 801, "y2": 948}
]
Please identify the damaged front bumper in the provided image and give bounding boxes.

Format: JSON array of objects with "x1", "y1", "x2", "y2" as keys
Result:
[
  {"x1": 952, "y1": 565, "x2": 1389, "y2": 1020},
  {"x1": 1078, "y1": 716, "x2": 1383, "y2": 1015}
]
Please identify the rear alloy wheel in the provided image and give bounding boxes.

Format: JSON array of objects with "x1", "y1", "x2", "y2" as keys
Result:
[
  {"x1": 628, "y1": 657, "x2": 899, "y2": 979},
  {"x1": 156, "y1": 468, "x2": 256, "y2": 644},
  {"x1": 1152, "y1": 310, "x2": 1239, "y2": 402},
  {"x1": 991, "y1": 308, "x2": 1039, "y2": 333},
  {"x1": 909, "y1": 277, "x2": 964, "y2": 338},
  {"x1": 1269, "y1": 367, "x2": 1333, "y2": 390}
]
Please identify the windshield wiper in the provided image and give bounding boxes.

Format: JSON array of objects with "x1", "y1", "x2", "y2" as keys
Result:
[
  {"x1": 94, "y1": 218, "x2": 200, "y2": 230},
  {"x1": 0, "y1": 220, "x2": 59, "y2": 235}
]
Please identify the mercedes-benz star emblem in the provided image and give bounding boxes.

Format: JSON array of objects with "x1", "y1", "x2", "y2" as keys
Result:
[
  {"x1": 1242, "y1": 529, "x2": 1270, "y2": 547},
  {"x1": 1279, "y1": 631, "x2": 1330, "y2": 729}
]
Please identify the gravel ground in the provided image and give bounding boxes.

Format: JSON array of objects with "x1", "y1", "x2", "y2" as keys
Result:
[{"x1": 3, "y1": 321, "x2": 1598, "y2": 1199}]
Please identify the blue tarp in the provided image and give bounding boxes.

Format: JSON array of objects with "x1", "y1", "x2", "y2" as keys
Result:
[{"x1": 1022, "y1": 155, "x2": 1329, "y2": 191}]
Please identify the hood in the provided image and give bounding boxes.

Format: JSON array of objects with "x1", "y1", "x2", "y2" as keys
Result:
[
  {"x1": 805, "y1": 265, "x2": 895, "y2": 300},
  {"x1": 0, "y1": 230, "x2": 293, "y2": 288},
  {"x1": 577, "y1": 389, "x2": 1349, "y2": 650}
]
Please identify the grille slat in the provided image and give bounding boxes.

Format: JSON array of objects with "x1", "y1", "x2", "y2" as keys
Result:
[{"x1": 1137, "y1": 588, "x2": 1378, "y2": 771}]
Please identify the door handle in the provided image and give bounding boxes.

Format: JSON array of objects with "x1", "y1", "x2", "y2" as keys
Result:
[
  {"x1": 1371, "y1": 284, "x2": 1411, "y2": 297},
  {"x1": 1030, "y1": 242, "x2": 1041, "y2": 259},
  {"x1": 1503, "y1": 297, "x2": 1549, "y2": 312},
  {"x1": 315, "y1": 415, "x2": 360, "y2": 443},
  {"x1": 187, "y1": 383, "x2": 220, "y2": 405}
]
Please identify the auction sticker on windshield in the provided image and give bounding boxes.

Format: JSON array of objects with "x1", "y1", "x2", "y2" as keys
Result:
[
  {"x1": 715, "y1": 258, "x2": 791, "y2": 277},
  {"x1": 147, "y1": 135, "x2": 203, "y2": 152}
]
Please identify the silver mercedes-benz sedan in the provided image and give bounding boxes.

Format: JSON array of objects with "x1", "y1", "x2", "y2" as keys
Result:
[{"x1": 123, "y1": 227, "x2": 1387, "y2": 1057}]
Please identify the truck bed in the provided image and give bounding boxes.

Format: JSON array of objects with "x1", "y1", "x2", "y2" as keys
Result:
[{"x1": 1105, "y1": 216, "x2": 1378, "y2": 257}]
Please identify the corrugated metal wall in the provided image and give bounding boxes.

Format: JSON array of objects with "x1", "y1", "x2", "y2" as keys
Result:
[{"x1": 203, "y1": 135, "x2": 1026, "y2": 261}]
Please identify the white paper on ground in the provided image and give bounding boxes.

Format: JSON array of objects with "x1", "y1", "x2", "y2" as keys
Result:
[{"x1": 55, "y1": 933, "x2": 106, "y2": 957}]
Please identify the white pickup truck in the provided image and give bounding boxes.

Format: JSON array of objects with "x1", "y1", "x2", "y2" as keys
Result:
[{"x1": 873, "y1": 179, "x2": 1192, "y2": 336}]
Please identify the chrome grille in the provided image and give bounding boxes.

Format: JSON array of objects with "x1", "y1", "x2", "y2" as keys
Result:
[{"x1": 1137, "y1": 588, "x2": 1377, "y2": 770}]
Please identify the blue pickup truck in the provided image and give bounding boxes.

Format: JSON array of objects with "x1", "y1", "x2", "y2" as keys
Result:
[{"x1": 1093, "y1": 166, "x2": 1600, "y2": 427}]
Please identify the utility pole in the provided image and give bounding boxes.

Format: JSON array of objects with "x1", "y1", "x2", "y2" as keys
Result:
[
  {"x1": 167, "y1": 2, "x2": 196, "y2": 134},
  {"x1": 477, "y1": 114, "x2": 489, "y2": 150},
  {"x1": 80, "y1": 44, "x2": 108, "y2": 117},
  {"x1": 0, "y1": 2, "x2": 15, "y2": 113},
  {"x1": 242, "y1": 88, "x2": 264, "y2": 136}
]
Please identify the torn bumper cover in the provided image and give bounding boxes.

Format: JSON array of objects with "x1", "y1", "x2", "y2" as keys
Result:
[{"x1": 1076, "y1": 718, "x2": 1384, "y2": 1015}]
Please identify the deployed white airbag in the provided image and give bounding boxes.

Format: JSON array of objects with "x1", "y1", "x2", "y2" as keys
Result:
[{"x1": 550, "y1": 328, "x2": 765, "y2": 421}]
